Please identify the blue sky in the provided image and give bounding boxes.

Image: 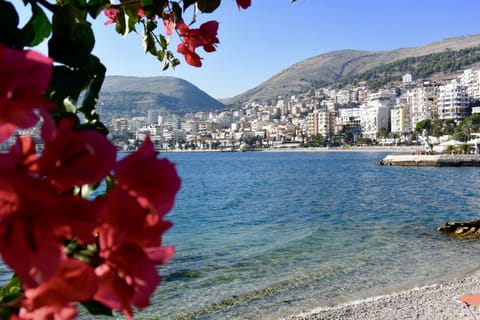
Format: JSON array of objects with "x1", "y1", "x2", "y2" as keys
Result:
[{"x1": 16, "y1": 0, "x2": 480, "y2": 99}]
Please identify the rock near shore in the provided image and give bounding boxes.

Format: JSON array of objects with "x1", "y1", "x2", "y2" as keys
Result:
[{"x1": 438, "y1": 220, "x2": 480, "y2": 239}]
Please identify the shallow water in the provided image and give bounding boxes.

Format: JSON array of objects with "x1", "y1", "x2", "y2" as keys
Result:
[
  {"x1": 6, "y1": 151, "x2": 480, "y2": 320},
  {"x1": 124, "y1": 151, "x2": 480, "y2": 320}
]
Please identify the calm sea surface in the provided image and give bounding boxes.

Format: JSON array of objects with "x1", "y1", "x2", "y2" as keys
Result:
[{"x1": 8, "y1": 151, "x2": 480, "y2": 319}]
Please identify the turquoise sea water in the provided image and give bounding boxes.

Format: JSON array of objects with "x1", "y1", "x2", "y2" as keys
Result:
[
  {"x1": 5, "y1": 151, "x2": 480, "y2": 319},
  {"x1": 134, "y1": 151, "x2": 480, "y2": 320}
]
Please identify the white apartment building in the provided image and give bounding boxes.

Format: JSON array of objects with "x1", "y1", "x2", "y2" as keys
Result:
[
  {"x1": 111, "y1": 118, "x2": 129, "y2": 132},
  {"x1": 360, "y1": 101, "x2": 391, "y2": 139},
  {"x1": 147, "y1": 109, "x2": 161, "y2": 124},
  {"x1": 459, "y1": 68, "x2": 480, "y2": 100},
  {"x1": 183, "y1": 120, "x2": 199, "y2": 134},
  {"x1": 306, "y1": 109, "x2": 335, "y2": 137},
  {"x1": 390, "y1": 107, "x2": 408, "y2": 134},
  {"x1": 335, "y1": 89, "x2": 356, "y2": 105},
  {"x1": 368, "y1": 89, "x2": 397, "y2": 108},
  {"x1": 402, "y1": 74, "x2": 414, "y2": 83},
  {"x1": 437, "y1": 81, "x2": 469, "y2": 121},
  {"x1": 408, "y1": 82, "x2": 438, "y2": 130},
  {"x1": 336, "y1": 107, "x2": 361, "y2": 130}
]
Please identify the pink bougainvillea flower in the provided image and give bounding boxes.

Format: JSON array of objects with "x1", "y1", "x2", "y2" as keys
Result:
[
  {"x1": 95, "y1": 190, "x2": 174, "y2": 318},
  {"x1": 137, "y1": 7, "x2": 146, "y2": 18},
  {"x1": 94, "y1": 242, "x2": 166, "y2": 320},
  {"x1": 176, "y1": 21, "x2": 219, "y2": 67},
  {"x1": 20, "y1": 257, "x2": 97, "y2": 320},
  {"x1": 163, "y1": 12, "x2": 175, "y2": 35},
  {"x1": 93, "y1": 139, "x2": 178, "y2": 318},
  {"x1": 113, "y1": 136, "x2": 181, "y2": 216},
  {"x1": 177, "y1": 21, "x2": 219, "y2": 52},
  {"x1": 104, "y1": 7, "x2": 147, "y2": 26},
  {"x1": 177, "y1": 42, "x2": 202, "y2": 67},
  {"x1": 0, "y1": 44, "x2": 55, "y2": 143},
  {"x1": 97, "y1": 187, "x2": 174, "y2": 249},
  {"x1": 19, "y1": 303, "x2": 77, "y2": 320},
  {"x1": 0, "y1": 135, "x2": 39, "y2": 173},
  {"x1": 198, "y1": 21, "x2": 220, "y2": 52},
  {"x1": 0, "y1": 169, "x2": 102, "y2": 288},
  {"x1": 103, "y1": 8, "x2": 118, "y2": 25},
  {"x1": 0, "y1": 170, "x2": 63, "y2": 288},
  {"x1": 236, "y1": 0, "x2": 251, "y2": 9},
  {"x1": 38, "y1": 116, "x2": 117, "y2": 192}
]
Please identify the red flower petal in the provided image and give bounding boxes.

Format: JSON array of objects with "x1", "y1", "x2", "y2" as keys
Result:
[
  {"x1": 39, "y1": 116, "x2": 116, "y2": 191},
  {"x1": 0, "y1": 44, "x2": 55, "y2": 143},
  {"x1": 114, "y1": 136, "x2": 181, "y2": 215},
  {"x1": 236, "y1": 0, "x2": 251, "y2": 9}
]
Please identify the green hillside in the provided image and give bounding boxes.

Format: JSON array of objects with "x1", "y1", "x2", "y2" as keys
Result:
[
  {"x1": 99, "y1": 76, "x2": 225, "y2": 114},
  {"x1": 335, "y1": 46, "x2": 480, "y2": 89}
]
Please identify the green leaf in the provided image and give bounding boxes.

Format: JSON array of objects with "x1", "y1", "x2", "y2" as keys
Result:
[
  {"x1": 0, "y1": 276, "x2": 22, "y2": 303},
  {"x1": 48, "y1": 5, "x2": 95, "y2": 67},
  {"x1": 115, "y1": 6, "x2": 140, "y2": 36},
  {"x1": 172, "y1": 57, "x2": 180, "y2": 68},
  {"x1": 157, "y1": 49, "x2": 165, "y2": 61},
  {"x1": 171, "y1": 1, "x2": 182, "y2": 23},
  {"x1": 78, "y1": 55, "x2": 109, "y2": 134},
  {"x1": 197, "y1": 0, "x2": 221, "y2": 13},
  {"x1": 0, "y1": 0, "x2": 20, "y2": 47},
  {"x1": 159, "y1": 34, "x2": 168, "y2": 49},
  {"x1": 47, "y1": 66, "x2": 90, "y2": 112},
  {"x1": 20, "y1": 3, "x2": 51, "y2": 47},
  {"x1": 86, "y1": 0, "x2": 109, "y2": 18},
  {"x1": 81, "y1": 300, "x2": 113, "y2": 316},
  {"x1": 142, "y1": 31, "x2": 157, "y2": 55},
  {"x1": 146, "y1": 20, "x2": 157, "y2": 33},
  {"x1": 162, "y1": 60, "x2": 170, "y2": 71},
  {"x1": 182, "y1": 0, "x2": 196, "y2": 11},
  {"x1": 63, "y1": 97, "x2": 77, "y2": 113}
]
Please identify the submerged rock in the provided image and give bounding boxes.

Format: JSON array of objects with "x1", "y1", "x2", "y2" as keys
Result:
[{"x1": 438, "y1": 221, "x2": 480, "y2": 239}]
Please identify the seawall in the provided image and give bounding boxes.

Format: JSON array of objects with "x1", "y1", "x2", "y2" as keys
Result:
[{"x1": 378, "y1": 154, "x2": 480, "y2": 166}]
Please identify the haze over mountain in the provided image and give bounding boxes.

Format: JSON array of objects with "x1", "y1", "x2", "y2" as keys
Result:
[
  {"x1": 100, "y1": 34, "x2": 480, "y2": 114},
  {"x1": 221, "y1": 34, "x2": 480, "y2": 106}
]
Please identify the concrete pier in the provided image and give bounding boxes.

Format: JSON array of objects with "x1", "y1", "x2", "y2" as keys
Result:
[{"x1": 378, "y1": 154, "x2": 480, "y2": 166}]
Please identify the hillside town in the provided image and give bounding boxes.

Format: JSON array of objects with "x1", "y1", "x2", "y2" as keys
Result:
[{"x1": 106, "y1": 68, "x2": 480, "y2": 151}]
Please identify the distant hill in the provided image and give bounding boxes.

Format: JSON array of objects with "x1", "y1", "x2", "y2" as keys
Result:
[
  {"x1": 99, "y1": 76, "x2": 225, "y2": 115},
  {"x1": 222, "y1": 34, "x2": 480, "y2": 106}
]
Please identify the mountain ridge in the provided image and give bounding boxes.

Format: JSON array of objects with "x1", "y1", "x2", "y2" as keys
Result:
[
  {"x1": 99, "y1": 34, "x2": 480, "y2": 114},
  {"x1": 100, "y1": 75, "x2": 225, "y2": 115},
  {"x1": 221, "y1": 34, "x2": 480, "y2": 105}
]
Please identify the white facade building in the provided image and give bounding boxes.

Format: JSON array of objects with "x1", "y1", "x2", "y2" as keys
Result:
[
  {"x1": 360, "y1": 101, "x2": 391, "y2": 139},
  {"x1": 408, "y1": 82, "x2": 438, "y2": 130},
  {"x1": 459, "y1": 68, "x2": 480, "y2": 100},
  {"x1": 437, "y1": 81, "x2": 469, "y2": 122}
]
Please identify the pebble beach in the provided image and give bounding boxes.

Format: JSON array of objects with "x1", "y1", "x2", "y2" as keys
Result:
[{"x1": 290, "y1": 269, "x2": 480, "y2": 320}]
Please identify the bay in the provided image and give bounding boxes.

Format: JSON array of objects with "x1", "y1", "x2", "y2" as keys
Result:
[
  {"x1": 5, "y1": 151, "x2": 480, "y2": 319},
  {"x1": 137, "y1": 151, "x2": 480, "y2": 320}
]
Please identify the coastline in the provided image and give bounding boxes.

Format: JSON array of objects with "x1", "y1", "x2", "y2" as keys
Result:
[
  {"x1": 288, "y1": 268, "x2": 480, "y2": 320},
  {"x1": 157, "y1": 145, "x2": 422, "y2": 153}
]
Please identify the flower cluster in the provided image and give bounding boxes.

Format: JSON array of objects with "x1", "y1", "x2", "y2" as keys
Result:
[
  {"x1": 176, "y1": 21, "x2": 219, "y2": 67},
  {"x1": 103, "y1": 0, "x2": 250, "y2": 67},
  {"x1": 0, "y1": 0, "x2": 255, "y2": 318},
  {"x1": 0, "y1": 44, "x2": 180, "y2": 319}
]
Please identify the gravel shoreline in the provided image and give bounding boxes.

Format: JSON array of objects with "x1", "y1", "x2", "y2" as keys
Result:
[{"x1": 288, "y1": 269, "x2": 480, "y2": 320}]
